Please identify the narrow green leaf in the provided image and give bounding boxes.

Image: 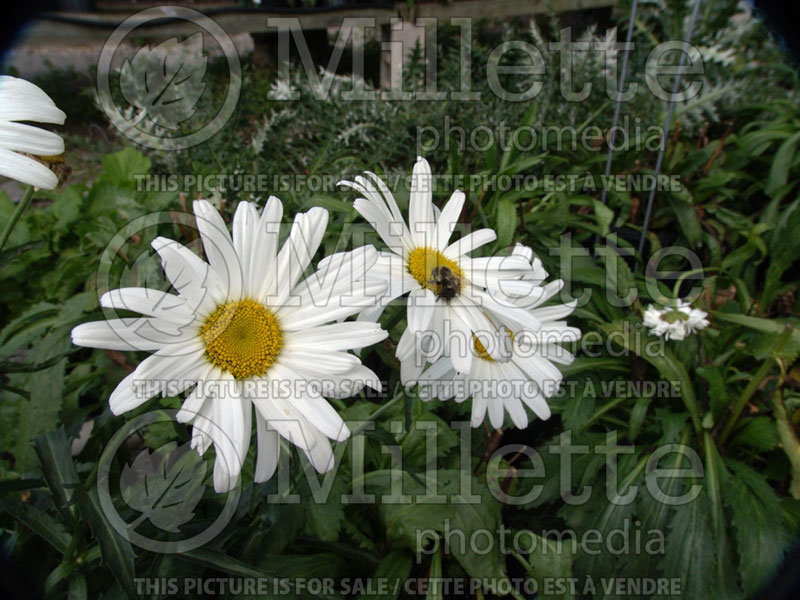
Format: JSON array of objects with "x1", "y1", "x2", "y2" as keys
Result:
[{"x1": 359, "y1": 551, "x2": 412, "y2": 600}]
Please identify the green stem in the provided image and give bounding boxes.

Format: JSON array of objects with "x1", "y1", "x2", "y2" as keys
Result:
[
  {"x1": 773, "y1": 388, "x2": 800, "y2": 499},
  {"x1": 350, "y1": 390, "x2": 405, "y2": 438},
  {"x1": 719, "y1": 324, "x2": 793, "y2": 443},
  {"x1": 0, "y1": 186, "x2": 34, "y2": 253}
]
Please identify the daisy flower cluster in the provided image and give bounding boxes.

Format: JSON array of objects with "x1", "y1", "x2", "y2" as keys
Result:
[
  {"x1": 70, "y1": 155, "x2": 580, "y2": 491},
  {"x1": 643, "y1": 300, "x2": 709, "y2": 341}
]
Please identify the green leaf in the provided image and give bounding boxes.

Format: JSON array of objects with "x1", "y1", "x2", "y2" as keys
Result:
[
  {"x1": 703, "y1": 433, "x2": 744, "y2": 599},
  {"x1": 425, "y1": 549, "x2": 442, "y2": 600},
  {"x1": 358, "y1": 551, "x2": 412, "y2": 600},
  {"x1": 183, "y1": 548, "x2": 337, "y2": 600},
  {"x1": 0, "y1": 499, "x2": 71, "y2": 555},
  {"x1": 711, "y1": 312, "x2": 800, "y2": 361},
  {"x1": 765, "y1": 131, "x2": 800, "y2": 198},
  {"x1": 667, "y1": 193, "x2": 703, "y2": 246},
  {"x1": 522, "y1": 533, "x2": 575, "y2": 600},
  {"x1": 660, "y1": 492, "x2": 715, "y2": 599},
  {"x1": 601, "y1": 321, "x2": 701, "y2": 432},
  {"x1": 75, "y1": 488, "x2": 138, "y2": 600},
  {"x1": 302, "y1": 473, "x2": 345, "y2": 542},
  {"x1": 730, "y1": 416, "x2": 780, "y2": 451},
  {"x1": 375, "y1": 469, "x2": 507, "y2": 582},
  {"x1": 724, "y1": 459, "x2": 790, "y2": 595},
  {"x1": 774, "y1": 390, "x2": 800, "y2": 499},
  {"x1": 34, "y1": 428, "x2": 80, "y2": 520},
  {"x1": 495, "y1": 198, "x2": 517, "y2": 248},
  {"x1": 628, "y1": 395, "x2": 651, "y2": 442},
  {"x1": 68, "y1": 574, "x2": 88, "y2": 600},
  {"x1": 37, "y1": 429, "x2": 136, "y2": 600},
  {"x1": 243, "y1": 501, "x2": 304, "y2": 560},
  {"x1": 593, "y1": 200, "x2": 614, "y2": 237},
  {"x1": 100, "y1": 147, "x2": 151, "y2": 188},
  {"x1": 697, "y1": 366, "x2": 729, "y2": 421}
]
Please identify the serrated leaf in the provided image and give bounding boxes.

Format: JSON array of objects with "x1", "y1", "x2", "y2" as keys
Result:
[
  {"x1": 523, "y1": 533, "x2": 575, "y2": 600},
  {"x1": 593, "y1": 200, "x2": 614, "y2": 237},
  {"x1": 0, "y1": 499, "x2": 71, "y2": 555},
  {"x1": 724, "y1": 459, "x2": 790, "y2": 595},
  {"x1": 660, "y1": 492, "x2": 715, "y2": 599},
  {"x1": 119, "y1": 33, "x2": 207, "y2": 130},
  {"x1": 119, "y1": 440, "x2": 206, "y2": 533},
  {"x1": 375, "y1": 469, "x2": 507, "y2": 582},
  {"x1": 303, "y1": 474, "x2": 345, "y2": 542},
  {"x1": 100, "y1": 148, "x2": 151, "y2": 188},
  {"x1": 730, "y1": 416, "x2": 780, "y2": 451},
  {"x1": 34, "y1": 427, "x2": 80, "y2": 521}
]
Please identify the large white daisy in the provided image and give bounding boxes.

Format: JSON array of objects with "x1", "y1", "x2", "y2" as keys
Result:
[
  {"x1": 72, "y1": 198, "x2": 387, "y2": 492},
  {"x1": 0, "y1": 76, "x2": 66, "y2": 189},
  {"x1": 337, "y1": 156, "x2": 544, "y2": 384},
  {"x1": 418, "y1": 245, "x2": 581, "y2": 429}
]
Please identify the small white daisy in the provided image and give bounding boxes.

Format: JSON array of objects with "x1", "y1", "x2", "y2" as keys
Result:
[
  {"x1": 418, "y1": 245, "x2": 581, "y2": 429},
  {"x1": 643, "y1": 300, "x2": 709, "y2": 341},
  {"x1": 337, "y1": 157, "x2": 543, "y2": 384},
  {"x1": 72, "y1": 198, "x2": 387, "y2": 492},
  {"x1": 0, "y1": 76, "x2": 66, "y2": 189}
]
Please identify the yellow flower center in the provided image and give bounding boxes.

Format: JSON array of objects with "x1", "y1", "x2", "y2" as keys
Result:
[
  {"x1": 406, "y1": 246, "x2": 463, "y2": 299},
  {"x1": 200, "y1": 299, "x2": 283, "y2": 380}
]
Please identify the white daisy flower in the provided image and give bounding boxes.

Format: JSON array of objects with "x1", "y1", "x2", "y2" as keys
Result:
[
  {"x1": 337, "y1": 156, "x2": 543, "y2": 384},
  {"x1": 418, "y1": 245, "x2": 581, "y2": 429},
  {"x1": 643, "y1": 300, "x2": 709, "y2": 341},
  {"x1": 0, "y1": 76, "x2": 66, "y2": 189},
  {"x1": 72, "y1": 198, "x2": 387, "y2": 492}
]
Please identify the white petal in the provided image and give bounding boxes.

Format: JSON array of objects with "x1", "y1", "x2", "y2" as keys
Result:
[
  {"x1": 407, "y1": 288, "x2": 436, "y2": 336},
  {"x1": 443, "y1": 229, "x2": 497, "y2": 259},
  {"x1": 0, "y1": 147, "x2": 58, "y2": 189},
  {"x1": 270, "y1": 207, "x2": 328, "y2": 307},
  {"x1": 251, "y1": 196, "x2": 284, "y2": 301},
  {"x1": 100, "y1": 287, "x2": 194, "y2": 325},
  {"x1": 408, "y1": 157, "x2": 435, "y2": 246},
  {"x1": 434, "y1": 190, "x2": 465, "y2": 250},
  {"x1": 254, "y1": 411, "x2": 280, "y2": 483},
  {"x1": 193, "y1": 200, "x2": 242, "y2": 301},
  {"x1": 108, "y1": 349, "x2": 206, "y2": 415},
  {"x1": 0, "y1": 76, "x2": 66, "y2": 123}
]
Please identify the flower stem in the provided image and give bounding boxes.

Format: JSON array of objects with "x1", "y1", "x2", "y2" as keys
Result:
[
  {"x1": 0, "y1": 185, "x2": 34, "y2": 253},
  {"x1": 350, "y1": 389, "x2": 405, "y2": 438},
  {"x1": 719, "y1": 324, "x2": 793, "y2": 444}
]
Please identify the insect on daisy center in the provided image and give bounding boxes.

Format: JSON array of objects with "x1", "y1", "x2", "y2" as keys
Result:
[
  {"x1": 407, "y1": 246, "x2": 463, "y2": 300},
  {"x1": 200, "y1": 299, "x2": 283, "y2": 380}
]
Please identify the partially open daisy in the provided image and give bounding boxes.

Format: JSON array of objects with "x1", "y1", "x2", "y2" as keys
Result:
[
  {"x1": 418, "y1": 245, "x2": 581, "y2": 429},
  {"x1": 643, "y1": 300, "x2": 709, "y2": 340},
  {"x1": 72, "y1": 198, "x2": 387, "y2": 492},
  {"x1": 337, "y1": 156, "x2": 543, "y2": 383},
  {"x1": 0, "y1": 76, "x2": 66, "y2": 189}
]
